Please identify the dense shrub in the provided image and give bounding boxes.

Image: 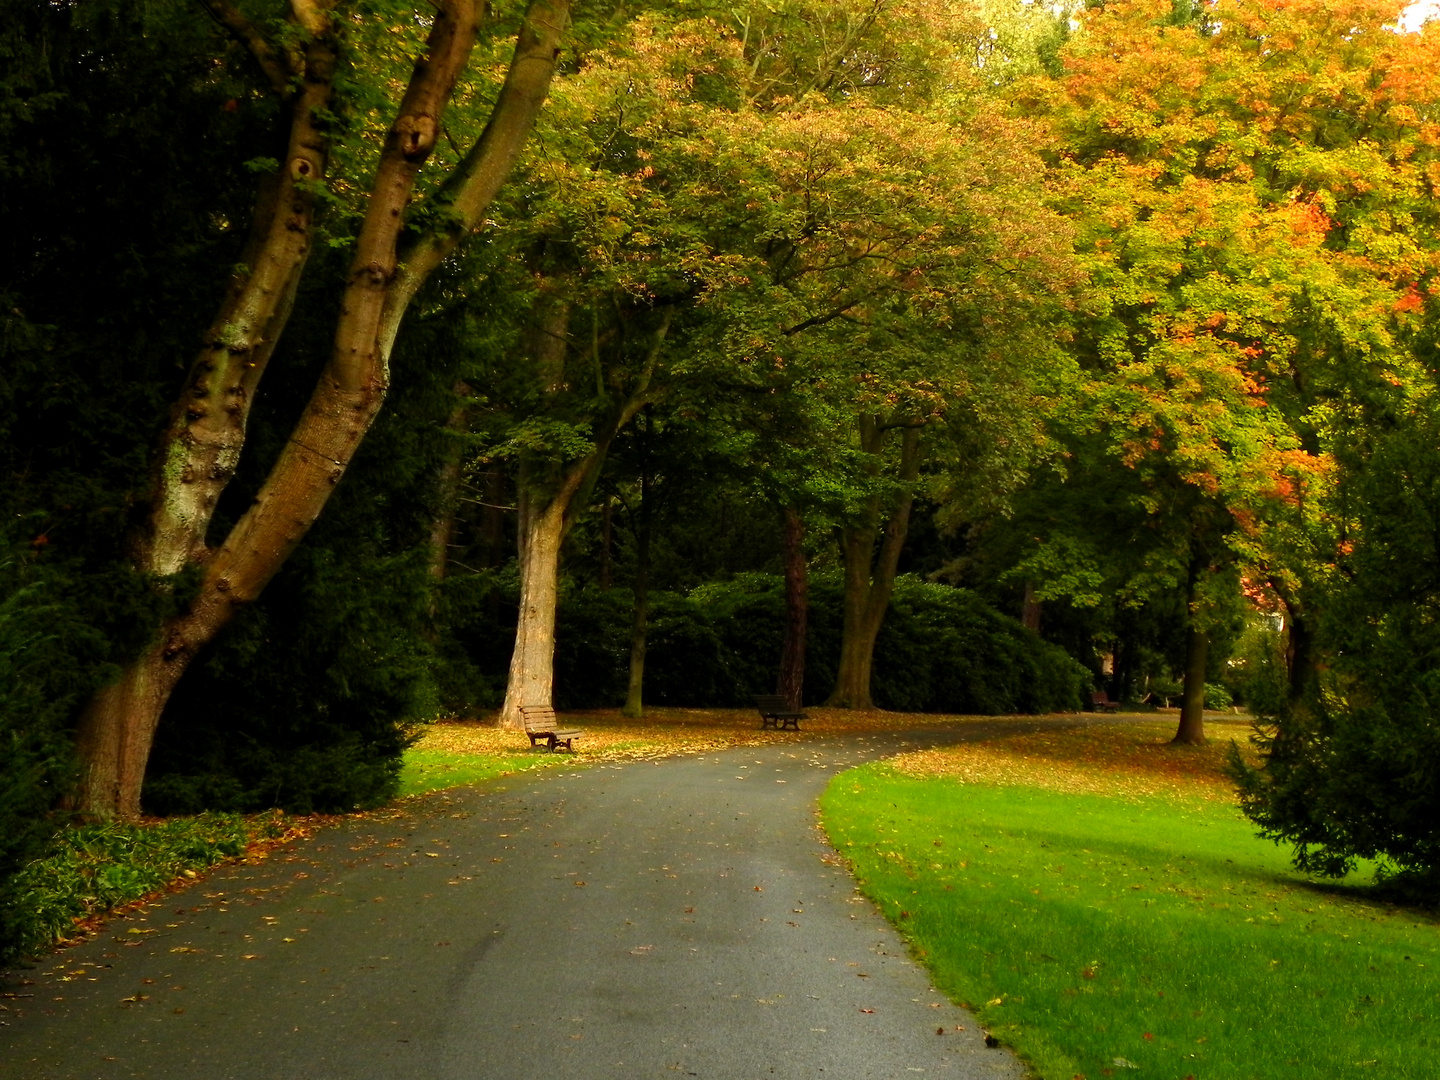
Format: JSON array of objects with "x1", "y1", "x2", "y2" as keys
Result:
[
  {"x1": 1233, "y1": 392, "x2": 1440, "y2": 899},
  {"x1": 4, "y1": 813, "x2": 283, "y2": 961},
  {"x1": 542, "y1": 573, "x2": 1087, "y2": 714},
  {"x1": 142, "y1": 548, "x2": 432, "y2": 816},
  {"x1": 0, "y1": 562, "x2": 95, "y2": 963}
]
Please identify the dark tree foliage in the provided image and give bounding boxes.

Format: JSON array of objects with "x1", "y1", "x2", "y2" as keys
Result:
[
  {"x1": 0, "y1": 0, "x2": 464, "y2": 816},
  {"x1": 0, "y1": 553, "x2": 101, "y2": 962},
  {"x1": 140, "y1": 274, "x2": 494, "y2": 813},
  {"x1": 1233, "y1": 368, "x2": 1440, "y2": 900},
  {"x1": 458, "y1": 574, "x2": 1088, "y2": 714}
]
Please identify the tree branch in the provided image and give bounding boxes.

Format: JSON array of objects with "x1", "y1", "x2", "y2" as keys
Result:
[{"x1": 195, "y1": 0, "x2": 291, "y2": 94}]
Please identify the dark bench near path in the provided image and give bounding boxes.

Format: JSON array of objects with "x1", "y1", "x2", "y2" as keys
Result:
[
  {"x1": 0, "y1": 726, "x2": 1059, "y2": 1080},
  {"x1": 753, "y1": 693, "x2": 806, "y2": 730}
]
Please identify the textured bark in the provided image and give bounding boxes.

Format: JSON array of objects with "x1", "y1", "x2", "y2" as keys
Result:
[
  {"x1": 826, "y1": 417, "x2": 921, "y2": 710},
  {"x1": 1175, "y1": 620, "x2": 1209, "y2": 745},
  {"x1": 71, "y1": 0, "x2": 571, "y2": 819},
  {"x1": 776, "y1": 505, "x2": 808, "y2": 711},
  {"x1": 145, "y1": 26, "x2": 336, "y2": 579}
]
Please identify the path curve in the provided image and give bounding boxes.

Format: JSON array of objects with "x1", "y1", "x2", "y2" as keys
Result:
[{"x1": 2, "y1": 722, "x2": 1093, "y2": 1080}]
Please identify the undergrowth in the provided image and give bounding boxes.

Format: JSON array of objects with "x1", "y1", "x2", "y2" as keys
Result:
[{"x1": 3, "y1": 813, "x2": 288, "y2": 965}]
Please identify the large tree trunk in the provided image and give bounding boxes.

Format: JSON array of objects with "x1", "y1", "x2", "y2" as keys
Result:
[
  {"x1": 776, "y1": 505, "x2": 808, "y2": 711},
  {"x1": 501, "y1": 494, "x2": 567, "y2": 725},
  {"x1": 70, "y1": 0, "x2": 571, "y2": 819},
  {"x1": 1174, "y1": 618, "x2": 1209, "y2": 745},
  {"x1": 1271, "y1": 583, "x2": 1315, "y2": 702},
  {"x1": 826, "y1": 417, "x2": 921, "y2": 710},
  {"x1": 497, "y1": 311, "x2": 673, "y2": 729}
]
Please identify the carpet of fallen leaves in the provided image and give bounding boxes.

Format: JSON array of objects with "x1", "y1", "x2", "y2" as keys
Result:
[
  {"x1": 410, "y1": 704, "x2": 1002, "y2": 763},
  {"x1": 889, "y1": 715, "x2": 1259, "y2": 804}
]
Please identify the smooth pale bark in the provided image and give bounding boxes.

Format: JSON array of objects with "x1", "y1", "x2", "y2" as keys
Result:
[
  {"x1": 502, "y1": 493, "x2": 568, "y2": 724},
  {"x1": 1174, "y1": 622, "x2": 1209, "y2": 745},
  {"x1": 71, "y1": 0, "x2": 571, "y2": 819},
  {"x1": 776, "y1": 505, "x2": 808, "y2": 711},
  {"x1": 826, "y1": 417, "x2": 921, "y2": 710},
  {"x1": 498, "y1": 310, "x2": 673, "y2": 729}
]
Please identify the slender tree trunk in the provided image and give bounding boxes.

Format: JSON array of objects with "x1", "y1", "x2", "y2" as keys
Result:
[
  {"x1": 69, "y1": 0, "x2": 570, "y2": 818},
  {"x1": 427, "y1": 386, "x2": 475, "y2": 589},
  {"x1": 776, "y1": 505, "x2": 808, "y2": 711},
  {"x1": 599, "y1": 498, "x2": 614, "y2": 590},
  {"x1": 622, "y1": 489, "x2": 650, "y2": 719},
  {"x1": 478, "y1": 466, "x2": 508, "y2": 568},
  {"x1": 1175, "y1": 618, "x2": 1209, "y2": 745},
  {"x1": 1272, "y1": 586, "x2": 1314, "y2": 702},
  {"x1": 826, "y1": 417, "x2": 921, "y2": 710},
  {"x1": 1021, "y1": 581, "x2": 1042, "y2": 633}
]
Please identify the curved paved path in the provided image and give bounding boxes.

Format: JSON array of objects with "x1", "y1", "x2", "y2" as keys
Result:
[{"x1": 1, "y1": 725, "x2": 1070, "y2": 1080}]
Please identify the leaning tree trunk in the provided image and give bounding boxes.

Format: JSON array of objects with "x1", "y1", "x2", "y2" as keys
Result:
[
  {"x1": 826, "y1": 418, "x2": 921, "y2": 710},
  {"x1": 776, "y1": 505, "x2": 808, "y2": 711},
  {"x1": 69, "y1": 0, "x2": 571, "y2": 819}
]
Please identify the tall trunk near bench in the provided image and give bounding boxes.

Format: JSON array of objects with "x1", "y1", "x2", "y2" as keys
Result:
[
  {"x1": 826, "y1": 416, "x2": 921, "y2": 710},
  {"x1": 498, "y1": 310, "x2": 672, "y2": 729}
]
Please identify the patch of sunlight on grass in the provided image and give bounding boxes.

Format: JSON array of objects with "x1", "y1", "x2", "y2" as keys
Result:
[
  {"x1": 396, "y1": 748, "x2": 571, "y2": 797},
  {"x1": 821, "y1": 761, "x2": 1440, "y2": 1080}
]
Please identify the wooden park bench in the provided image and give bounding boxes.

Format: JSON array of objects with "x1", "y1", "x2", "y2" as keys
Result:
[
  {"x1": 753, "y1": 694, "x2": 806, "y2": 731},
  {"x1": 1090, "y1": 690, "x2": 1121, "y2": 713},
  {"x1": 519, "y1": 705, "x2": 582, "y2": 752}
]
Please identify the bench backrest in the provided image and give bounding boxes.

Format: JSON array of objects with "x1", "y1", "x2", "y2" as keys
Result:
[
  {"x1": 753, "y1": 694, "x2": 791, "y2": 712},
  {"x1": 519, "y1": 705, "x2": 557, "y2": 732}
]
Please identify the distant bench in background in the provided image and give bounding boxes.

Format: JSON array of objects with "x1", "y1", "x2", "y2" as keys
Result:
[{"x1": 753, "y1": 694, "x2": 805, "y2": 731}]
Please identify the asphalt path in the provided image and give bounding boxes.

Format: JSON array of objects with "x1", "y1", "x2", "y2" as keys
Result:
[{"x1": 0, "y1": 723, "x2": 1072, "y2": 1080}]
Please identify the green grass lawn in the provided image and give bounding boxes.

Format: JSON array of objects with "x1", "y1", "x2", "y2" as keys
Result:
[
  {"x1": 820, "y1": 758, "x2": 1440, "y2": 1080},
  {"x1": 396, "y1": 747, "x2": 575, "y2": 798}
]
